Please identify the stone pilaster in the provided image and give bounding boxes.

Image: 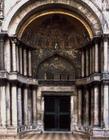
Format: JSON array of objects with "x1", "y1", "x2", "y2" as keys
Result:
[
  {"x1": 73, "y1": 95, "x2": 78, "y2": 129},
  {"x1": 71, "y1": 95, "x2": 74, "y2": 131}
]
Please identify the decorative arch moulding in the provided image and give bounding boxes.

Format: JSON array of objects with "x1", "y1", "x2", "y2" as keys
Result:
[{"x1": 2, "y1": 0, "x2": 102, "y2": 37}]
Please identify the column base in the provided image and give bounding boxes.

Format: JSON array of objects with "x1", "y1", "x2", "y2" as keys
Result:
[
  {"x1": 91, "y1": 127, "x2": 109, "y2": 137},
  {"x1": 0, "y1": 127, "x2": 18, "y2": 136}
]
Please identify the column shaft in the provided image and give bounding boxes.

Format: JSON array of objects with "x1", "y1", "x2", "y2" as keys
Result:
[
  {"x1": 12, "y1": 41, "x2": 17, "y2": 71},
  {"x1": 24, "y1": 88, "x2": 28, "y2": 125},
  {"x1": 12, "y1": 85, "x2": 18, "y2": 126},
  {"x1": 16, "y1": 46, "x2": 19, "y2": 72},
  {"x1": 1, "y1": 86, "x2": 6, "y2": 127},
  {"x1": 33, "y1": 89, "x2": 37, "y2": 125},
  {"x1": 90, "y1": 48, "x2": 92, "y2": 74},
  {"x1": 6, "y1": 83, "x2": 11, "y2": 126},
  {"x1": 92, "y1": 46, "x2": 95, "y2": 73},
  {"x1": 93, "y1": 86, "x2": 99, "y2": 126},
  {"x1": 0, "y1": 38, "x2": 4, "y2": 69},
  {"x1": 28, "y1": 51, "x2": 32, "y2": 76},
  {"x1": 24, "y1": 49, "x2": 27, "y2": 76},
  {"x1": 86, "y1": 49, "x2": 89, "y2": 76},
  {"x1": 4, "y1": 40, "x2": 11, "y2": 72},
  {"x1": 19, "y1": 47, "x2": 23, "y2": 74},
  {"x1": 78, "y1": 89, "x2": 82, "y2": 126},
  {"x1": 18, "y1": 87, "x2": 22, "y2": 126},
  {"x1": 104, "y1": 39, "x2": 108, "y2": 72},
  {"x1": 28, "y1": 89, "x2": 32, "y2": 125},
  {"x1": 103, "y1": 84, "x2": 109, "y2": 128},
  {"x1": 85, "y1": 89, "x2": 89, "y2": 126},
  {"x1": 81, "y1": 51, "x2": 85, "y2": 77},
  {"x1": 95, "y1": 43, "x2": 99, "y2": 72}
]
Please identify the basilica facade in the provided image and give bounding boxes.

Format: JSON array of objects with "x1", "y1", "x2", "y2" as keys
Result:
[{"x1": 0, "y1": 0, "x2": 109, "y2": 139}]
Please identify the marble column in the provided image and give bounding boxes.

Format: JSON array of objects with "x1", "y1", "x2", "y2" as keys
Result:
[
  {"x1": 92, "y1": 46, "x2": 95, "y2": 73},
  {"x1": 24, "y1": 88, "x2": 28, "y2": 125},
  {"x1": 81, "y1": 51, "x2": 85, "y2": 77},
  {"x1": 6, "y1": 83, "x2": 11, "y2": 126},
  {"x1": 103, "y1": 84, "x2": 109, "y2": 128},
  {"x1": 78, "y1": 89, "x2": 82, "y2": 127},
  {"x1": 16, "y1": 45, "x2": 19, "y2": 73},
  {"x1": 0, "y1": 37, "x2": 4, "y2": 70},
  {"x1": 19, "y1": 47, "x2": 23, "y2": 74},
  {"x1": 24, "y1": 49, "x2": 27, "y2": 76},
  {"x1": 4, "y1": 40, "x2": 11, "y2": 72},
  {"x1": 90, "y1": 87, "x2": 94, "y2": 126},
  {"x1": 85, "y1": 88, "x2": 89, "y2": 126},
  {"x1": 33, "y1": 88, "x2": 37, "y2": 125},
  {"x1": 90, "y1": 48, "x2": 92, "y2": 74},
  {"x1": 103, "y1": 38, "x2": 109, "y2": 72},
  {"x1": 18, "y1": 87, "x2": 22, "y2": 126},
  {"x1": 28, "y1": 51, "x2": 32, "y2": 77},
  {"x1": 95, "y1": 43, "x2": 99, "y2": 72},
  {"x1": 86, "y1": 49, "x2": 89, "y2": 76},
  {"x1": 28, "y1": 89, "x2": 32, "y2": 125},
  {"x1": 93, "y1": 86, "x2": 99, "y2": 126},
  {"x1": 1, "y1": 86, "x2": 6, "y2": 127},
  {"x1": 12, "y1": 40, "x2": 17, "y2": 72},
  {"x1": 12, "y1": 85, "x2": 18, "y2": 127}
]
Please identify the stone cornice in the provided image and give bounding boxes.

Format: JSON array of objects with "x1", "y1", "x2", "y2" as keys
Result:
[
  {"x1": 76, "y1": 72, "x2": 109, "y2": 86},
  {"x1": 0, "y1": 71, "x2": 38, "y2": 86}
]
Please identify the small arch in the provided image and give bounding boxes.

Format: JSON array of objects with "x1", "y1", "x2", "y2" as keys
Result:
[{"x1": 36, "y1": 54, "x2": 80, "y2": 80}]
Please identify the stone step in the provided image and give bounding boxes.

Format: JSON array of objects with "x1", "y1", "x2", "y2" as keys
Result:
[
  {"x1": 0, "y1": 132, "x2": 90, "y2": 140},
  {"x1": 90, "y1": 137, "x2": 109, "y2": 140},
  {"x1": 19, "y1": 132, "x2": 90, "y2": 140}
]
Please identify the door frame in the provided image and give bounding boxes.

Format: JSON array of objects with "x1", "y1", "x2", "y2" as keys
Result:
[{"x1": 41, "y1": 91, "x2": 77, "y2": 132}]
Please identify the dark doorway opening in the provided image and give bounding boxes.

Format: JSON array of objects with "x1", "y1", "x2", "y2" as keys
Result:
[{"x1": 44, "y1": 95, "x2": 70, "y2": 131}]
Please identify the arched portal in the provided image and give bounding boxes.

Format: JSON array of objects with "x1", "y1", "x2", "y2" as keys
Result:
[
  {"x1": 15, "y1": 10, "x2": 89, "y2": 132},
  {"x1": 2, "y1": 0, "x2": 109, "y2": 138}
]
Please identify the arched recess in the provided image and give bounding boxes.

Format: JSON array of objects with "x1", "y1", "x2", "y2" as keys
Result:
[
  {"x1": 2, "y1": 0, "x2": 102, "y2": 37},
  {"x1": 36, "y1": 54, "x2": 77, "y2": 80}
]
